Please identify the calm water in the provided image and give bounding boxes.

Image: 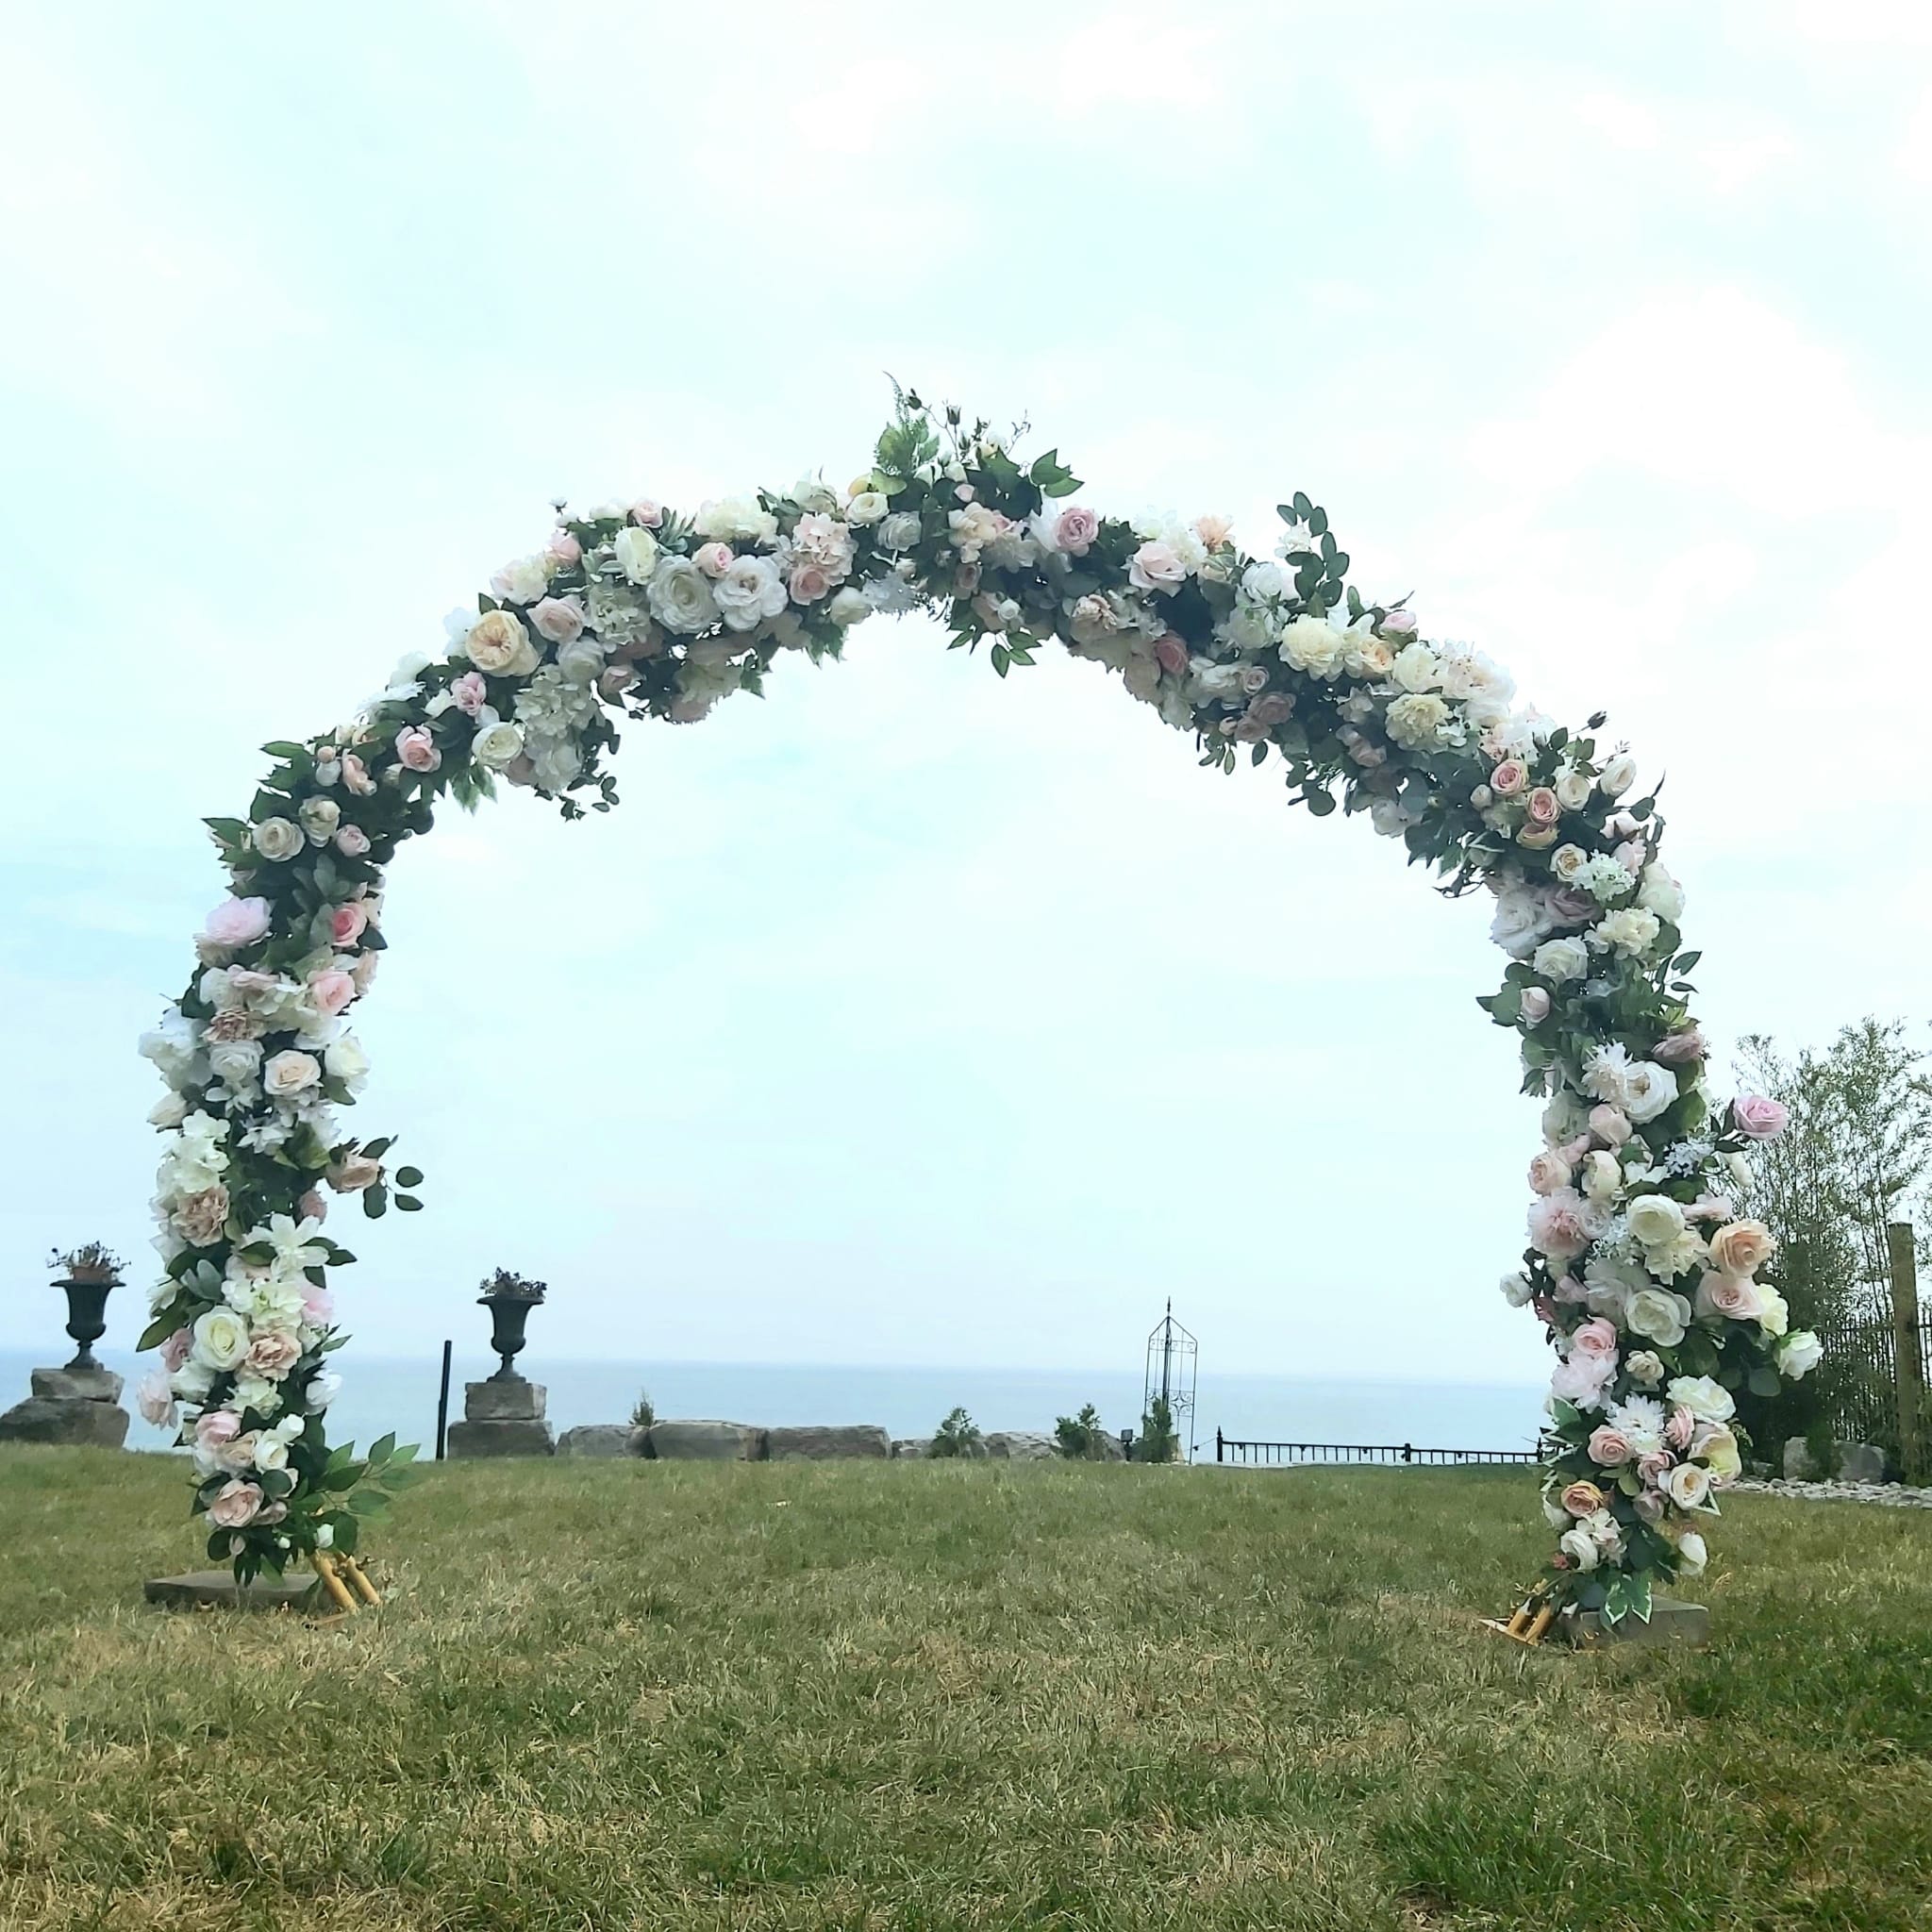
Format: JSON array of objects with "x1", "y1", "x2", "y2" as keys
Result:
[{"x1": 1, "y1": 1349, "x2": 1544, "y2": 1462}]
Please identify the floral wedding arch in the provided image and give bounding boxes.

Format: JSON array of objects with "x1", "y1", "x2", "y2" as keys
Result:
[{"x1": 138, "y1": 392, "x2": 1818, "y2": 1617}]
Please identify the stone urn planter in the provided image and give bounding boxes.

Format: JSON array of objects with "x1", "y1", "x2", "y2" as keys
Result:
[
  {"x1": 0, "y1": 1245, "x2": 132, "y2": 1447},
  {"x1": 448, "y1": 1269, "x2": 555, "y2": 1458},
  {"x1": 476, "y1": 1268, "x2": 544, "y2": 1380},
  {"x1": 58, "y1": 1265, "x2": 119, "y2": 1372}
]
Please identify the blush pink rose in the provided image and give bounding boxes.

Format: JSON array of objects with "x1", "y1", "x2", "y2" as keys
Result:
[
  {"x1": 1055, "y1": 507, "x2": 1099, "y2": 556},
  {"x1": 1490, "y1": 760, "x2": 1527, "y2": 797},
  {"x1": 308, "y1": 968, "x2": 356, "y2": 1019},
  {"x1": 1637, "y1": 1450, "x2": 1675, "y2": 1489},
  {"x1": 297, "y1": 1189, "x2": 328, "y2": 1224},
  {"x1": 303, "y1": 1283, "x2": 336, "y2": 1325},
  {"x1": 1588, "y1": 1425, "x2": 1635, "y2": 1466},
  {"x1": 450, "y1": 670, "x2": 490, "y2": 716},
  {"x1": 160, "y1": 1326, "x2": 192, "y2": 1372},
  {"x1": 1732, "y1": 1095, "x2": 1790, "y2": 1141},
  {"x1": 1520, "y1": 987, "x2": 1552, "y2": 1025},
  {"x1": 341, "y1": 754, "x2": 375, "y2": 796},
  {"x1": 136, "y1": 1371, "x2": 175, "y2": 1427},
  {"x1": 1152, "y1": 633, "x2": 1189, "y2": 676},
  {"x1": 1380, "y1": 608, "x2": 1419, "y2": 638},
  {"x1": 1524, "y1": 787, "x2": 1561, "y2": 827},
  {"x1": 1128, "y1": 540, "x2": 1188, "y2": 593},
  {"x1": 1571, "y1": 1317, "x2": 1620, "y2": 1360},
  {"x1": 245, "y1": 1330, "x2": 302, "y2": 1378},
  {"x1": 199, "y1": 896, "x2": 273, "y2": 951},
  {"x1": 1654, "y1": 1027, "x2": 1708, "y2": 1066},
  {"x1": 789, "y1": 561, "x2": 832, "y2": 604},
  {"x1": 207, "y1": 1479, "x2": 264, "y2": 1529},
  {"x1": 629, "y1": 499, "x2": 663, "y2": 527},
  {"x1": 395, "y1": 725, "x2": 441, "y2": 773},
  {"x1": 195, "y1": 1409, "x2": 242, "y2": 1452},
  {"x1": 1666, "y1": 1407, "x2": 1697, "y2": 1451},
  {"x1": 530, "y1": 595, "x2": 586, "y2": 644},
  {"x1": 1696, "y1": 1270, "x2": 1765, "y2": 1322},
  {"x1": 1588, "y1": 1105, "x2": 1632, "y2": 1147},
  {"x1": 546, "y1": 528, "x2": 582, "y2": 564},
  {"x1": 328, "y1": 902, "x2": 371, "y2": 947},
  {"x1": 1528, "y1": 1150, "x2": 1573, "y2": 1195},
  {"x1": 692, "y1": 541, "x2": 734, "y2": 579},
  {"x1": 334, "y1": 824, "x2": 372, "y2": 858},
  {"x1": 1707, "y1": 1220, "x2": 1776, "y2": 1274}
]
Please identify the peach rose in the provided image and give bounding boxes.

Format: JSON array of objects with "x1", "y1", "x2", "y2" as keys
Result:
[
  {"x1": 264, "y1": 1049, "x2": 322, "y2": 1098},
  {"x1": 1560, "y1": 1480, "x2": 1606, "y2": 1517},
  {"x1": 1528, "y1": 1150, "x2": 1573, "y2": 1195},
  {"x1": 327, "y1": 1154, "x2": 383, "y2": 1193},
  {"x1": 245, "y1": 1330, "x2": 302, "y2": 1378},
  {"x1": 1707, "y1": 1220, "x2": 1776, "y2": 1276},
  {"x1": 395, "y1": 725, "x2": 441, "y2": 773},
  {"x1": 465, "y1": 608, "x2": 531, "y2": 675}
]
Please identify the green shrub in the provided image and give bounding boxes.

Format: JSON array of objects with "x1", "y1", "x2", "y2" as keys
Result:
[
  {"x1": 928, "y1": 1407, "x2": 982, "y2": 1457},
  {"x1": 1054, "y1": 1403, "x2": 1108, "y2": 1459},
  {"x1": 628, "y1": 1390, "x2": 657, "y2": 1430}
]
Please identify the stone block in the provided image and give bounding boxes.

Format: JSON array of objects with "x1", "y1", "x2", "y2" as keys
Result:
[
  {"x1": 646, "y1": 1419, "x2": 766, "y2": 1461},
  {"x1": 446, "y1": 1418, "x2": 555, "y2": 1458},
  {"x1": 765, "y1": 1424, "x2": 891, "y2": 1460},
  {"x1": 464, "y1": 1377, "x2": 545, "y2": 1423},
  {"x1": 1782, "y1": 1437, "x2": 1820, "y2": 1480},
  {"x1": 1839, "y1": 1441, "x2": 1887, "y2": 1484},
  {"x1": 31, "y1": 1365, "x2": 124, "y2": 1404},
  {"x1": 892, "y1": 1438, "x2": 932, "y2": 1459},
  {"x1": 145, "y1": 1568, "x2": 321, "y2": 1611},
  {"x1": 557, "y1": 1424, "x2": 646, "y2": 1458},
  {"x1": 982, "y1": 1430, "x2": 1058, "y2": 1461},
  {"x1": 1559, "y1": 1592, "x2": 1710, "y2": 1651},
  {"x1": 0, "y1": 1396, "x2": 129, "y2": 1448}
]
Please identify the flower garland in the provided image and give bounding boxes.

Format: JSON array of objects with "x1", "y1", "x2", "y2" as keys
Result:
[{"x1": 139, "y1": 391, "x2": 1816, "y2": 1606}]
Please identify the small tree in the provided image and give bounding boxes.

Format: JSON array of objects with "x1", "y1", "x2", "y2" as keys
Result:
[
  {"x1": 1054, "y1": 1402, "x2": 1108, "y2": 1459},
  {"x1": 628, "y1": 1389, "x2": 657, "y2": 1430},
  {"x1": 1132, "y1": 1395, "x2": 1179, "y2": 1463},
  {"x1": 928, "y1": 1406, "x2": 983, "y2": 1458}
]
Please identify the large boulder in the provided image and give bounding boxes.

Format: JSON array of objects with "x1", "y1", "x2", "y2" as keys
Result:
[
  {"x1": 0, "y1": 1397, "x2": 129, "y2": 1448},
  {"x1": 1840, "y1": 1441, "x2": 1888, "y2": 1485},
  {"x1": 981, "y1": 1430, "x2": 1058, "y2": 1462},
  {"x1": 557, "y1": 1424, "x2": 647, "y2": 1458},
  {"x1": 647, "y1": 1420, "x2": 766, "y2": 1461},
  {"x1": 446, "y1": 1418, "x2": 555, "y2": 1458},
  {"x1": 765, "y1": 1424, "x2": 891, "y2": 1460},
  {"x1": 892, "y1": 1438, "x2": 932, "y2": 1459}
]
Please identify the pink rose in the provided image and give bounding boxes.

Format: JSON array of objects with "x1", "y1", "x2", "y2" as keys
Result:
[
  {"x1": 1560, "y1": 1480, "x2": 1607, "y2": 1517},
  {"x1": 1707, "y1": 1220, "x2": 1776, "y2": 1275},
  {"x1": 1524, "y1": 787, "x2": 1561, "y2": 827},
  {"x1": 341, "y1": 754, "x2": 375, "y2": 796},
  {"x1": 1588, "y1": 1105, "x2": 1632, "y2": 1147},
  {"x1": 692, "y1": 541, "x2": 734, "y2": 579},
  {"x1": 297, "y1": 1189, "x2": 328, "y2": 1224},
  {"x1": 450, "y1": 670, "x2": 490, "y2": 716},
  {"x1": 1634, "y1": 1490, "x2": 1667, "y2": 1524},
  {"x1": 1054, "y1": 507, "x2": 1099, "y2": 557},
  {"x1": 160, "y1": 1326, "x2": 192, "y2": 1372},
  {"x1": 1153, "y1": 633, "x2": 1189, "y2": 676},
  {"x1": 327, "y1": 1153, "x2": 383, "y2": 1193},
  {"x1": 546, "y1": 528, "x2": 582, "y2": 564},
  {"x1": 1490, "y1": 760, "x2": 1527, "y2": 797},
  {"x1": 1732, "y1": 1095, "x2": 1790, "y2": 1141},
  {"x1": 1687, "y1": 1193, "x2": 1736, "y2": 1224},
  {"x1": 1380, "y1": 608, "x2": 1419, "y2": 638},
  {"x1": 1571, "y1": 1317, "x2": 1619, "y2": 1360},
  {"x1": 207, "y1": 1479, "x2": 264, "y2": 1529},
  {"x1": 1696, "y1": 1270, "x2": 1765, "y2": 1322},
  {"x1": 136, "y1": 1372, "x2": 175, "y2": 1427},
  {"x1": 199, "y1": 896, "x2": 273, "y2": 952},
  {"x1": 1527, "y1": 1150, "x2": 1573, "y2": 1195},
  {"x1": 1637, "y1": 1450, "x2": 1675, "y2": 1489},
  {"x1": 1528, "y1": 1189, "x2": 1591, "y2": 1259},
  {"x1": 245, "y1": 1330, "x2": 301, "y2": 1378},
  {"x1": 1520, "y1": 988, "x2": 1552, "y2": 1025},
  {"x1": 308, "y1": 968, "x2": 356, "y2": 1019},
  {"x1": 1128, "y1": 540, "x2": 1188, "y2": 593},
  {"x1": 1247, "y1": 692, "x2": 1294, "y2": 729},
  {"x1": 395, "y1": 725, "x2": 441, "y2": 774},
  {"x1": 530, "y1": 595, "x2": 586, "y2": 644},
  {"x1": 334, "y1": 824, "x2": 371, "y2": 858},
  {"x1": 1654, "y1": 1026, "x2": 1708, "y2": 1066},
  {"x1": 629, "y1": 499, "x2": 663, "y2": 527},
  {"x1": 1587, "y1": 1425, "x2": 1635, "y2": 1466},
  {"x1": 1666, "y1": 1407, "x2": 1696, "y2": 1451},
  {"x1": 328, "y1": 901, "x2": 371, "y2": 947},
  {"x1": 195, "y1": 1409, "x2": 242, "y2": 1452},
  {"x1": 789, "y1": 561, "x2": 831, "y2": 604}
]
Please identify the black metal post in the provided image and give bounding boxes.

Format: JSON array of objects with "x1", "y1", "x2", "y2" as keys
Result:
[
  {"x1": 434, "y1": 1338, "x2": 453, "y2": 1461},
  {"x1": 1215, "y1": 1427, "x2": 1224, "y2": 1463}
]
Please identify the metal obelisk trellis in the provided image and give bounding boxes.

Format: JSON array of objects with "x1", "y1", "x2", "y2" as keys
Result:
[{"x1": 1142, "y1": 1301, "x2": 1198, "y2": 1463}]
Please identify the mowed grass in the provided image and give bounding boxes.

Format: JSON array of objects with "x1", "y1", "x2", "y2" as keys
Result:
[{"x1": 1, "y1": 1452, "x2": 1929, "y2": 1931}]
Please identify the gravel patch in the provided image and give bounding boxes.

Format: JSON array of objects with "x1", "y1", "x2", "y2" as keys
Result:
[{"x1": 1733, "y1": 1477, "x2": 1932, "y2": 1509}]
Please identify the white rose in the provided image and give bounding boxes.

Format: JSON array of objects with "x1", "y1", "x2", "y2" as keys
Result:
[
  {"x1": 1554, "y1": 766, "x2": 1593, "y2": 811},
  {"x1": 1675, "y1": 1530, "x2": 1707, "y2": 1576},
  {"x1": 192, "y1": 1307, "x2": 251, "y2": 1372},
  {"x1": 613, "y1": 526, "x2": 660, "y2": 585},
  {"x1": 1582, "y1": 1150, "x2": 1622, "y2": 1203},
  {"x1": 647, "y1": 557, "x2": 719, "y2": 634},
  {"x1": 307, "y1": 1370, "x2": 342, "y2": 1412},
  {"x1": 149, "y1": 1092, "x2": 190, "y2": 1128},
  {"x1": 170, "y1": 1359, "x2": 215, "y2": 1401},
  {"x1": 1665, "y1": 1374, "x2": 1735, "y2": 1424},
  {"x1": 1626, "y1": 1192, "x2": 1687, "y2": 1252},
  {"x1": 712, "y1": 555, "x2": 787, "y2": 633},
  {"x1": 828, "y1": 587, "x2": 871, "y2": 626},
  {"x1": 263, "y1": 1049, "x2": 322, "y2": 1098},
  {"x1": 846, "y1": 491, "x2": 887, "y2": 525},
  {"x1": 1777, "y1": 1330, "x2": 1824, "y2": 1378},
  {"x1": 472, "y1": 722, "x2": 526, "y2": 770},
  {"x1": 493, "y1": 555, "x2": 551, "y2": 605},
  {"x1": 1637, "y1": 863, "x2": 1685, "y2": 921},
  {"x1": 877, "y1": 511, "x2": 922, "y2": 551},
  {"x1": 1279, "y1": 616, "x2": 1349, "y2": 679},
  {"x1": 1384, "y1": 692, "x2": 1452, "y2": 750},
  {"x1": 325, "y1": 1033, "x2": 371, "y2": 1094},
  {"x1": 299, "y1": 797, "x2": 341, "y2": 844},
  {"x1": 1598, "y1": 754, "x2": 1638, "y2": 798},
  {"x1": 252, "y1": 817, "x2": 303, "y2": 862},
  {"x1": 1532, "y1": 937, "x2": 1590, "y2": 984},
  {"x1": 1625, "y1": 1288, "x2": 1691, "y2": 1347},
  {"x1": 1389, "y1": 642, "x2": 1441, "y2": 691},
  {"x1": 1757, "y1": 1286, "x2": 1790, "y2": 1337},
  {"x1": 252, "y1": 1432, "x2": 291, "y2": 1473},
  {"x1": 208, "y1": 1037, "x2": 264, "y2": 1091},
  {"x1": 1558, "y1": 1527, "x2": 1601, "y2": 1571},
  {"x1": 1621, "y1": 1061, "x2": 1678, "y2": 1124},
  {"x1": 1664, "y1": 1462, "x2": 1714, "y2": 1511}
]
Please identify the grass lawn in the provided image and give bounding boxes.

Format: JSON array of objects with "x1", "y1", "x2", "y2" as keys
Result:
[{"x1": 1, "y1": 1451, "x2": 1928, "y2": 1930}]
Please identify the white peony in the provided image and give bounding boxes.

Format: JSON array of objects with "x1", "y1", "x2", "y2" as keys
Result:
[
  {"x1": 1278, "y1": 616, "x2": 1349, "y2": 679},
  {"x1": 1532, "y1": 937, "x2": 1590, "y2": 984},
  {"x1": 192, "y1": 1307, "x2": 251, "y2": 1373},
  {"x1": 1666, "y1": 1374, "x2": 1735, "y2": 1424},
  {"x1": 1389, "y1": 642, "x2": 1441, "y2": 691},
  {"x1": 1625, "y1": 1288, "x2": 1692, "y2": 1347},
  {"x1": 1591, "y1": 907, "x2": 1662, "y2": 958},
  {"x1": 1637, "y1": 863, "x2": 1685, "y2": 921},
  {"x1": 647, "y1": 558, "x2": 719, "y2": 634},
  {"x1": 1621, "y1": 1061, "x2": 1678, "y2": 1124},
  {"x1": 1384, "y1": 692, "x2": 1453, "y2": 750},
  {"x1": 713, "y1": 555, "x2": 788, "y2": 633},
  {"x1": 1625, "y1": 1192, "x2": 1687, "y2": 1253}
]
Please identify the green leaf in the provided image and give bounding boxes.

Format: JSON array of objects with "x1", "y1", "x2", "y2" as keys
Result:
[
  {"x1": 367, "y1": 1432, "x2": 396, "y2": 1466},
  {"x1": 395, "y1": 1165, "x2": 425, "y2": 1190},
  {"x1": 137, "y1": 1312, "x2": 181, "y2": 1352},
  {"x1": 1748, "y1": 1365, "x2": 1783, "y2": 1398},
  {"x1": 395, "y1": 1194, "x2": 423, "y2": 1211},
  {"x1": 1627, "y1": 1571, "x2": 1654, "y2": 1624}
]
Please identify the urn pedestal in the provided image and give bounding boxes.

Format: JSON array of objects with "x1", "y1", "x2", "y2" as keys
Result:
[
  {"x1": 446, "y1": 1375, "x2": 555, "y2": 1458},
  {"x1": 0, "y1": 1278, "x2": 130, "y2": 1449}
]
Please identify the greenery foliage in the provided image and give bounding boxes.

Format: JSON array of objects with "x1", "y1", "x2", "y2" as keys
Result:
[
  {"x1": 1133, "y1": 1394, "x2": 1180, "y2": 1464},
  {"x1": 1053, "y1": 1402, "x2": 1110, "y2": 1459},
  {"x1": 927, "y1": 1406, "x2": 983, "y2": 1458},
  {"x1": 627, "y1": 1389, "x2": 657, "y2": 1431},
  {"x1": 46, "y1": 1242, "x2": 124, "y2": 1283}
]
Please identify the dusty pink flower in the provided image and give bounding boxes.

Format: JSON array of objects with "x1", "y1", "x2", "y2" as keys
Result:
[
  {"x1": 789, "y1": 561, "x2": 832, "y2": 604},
  {"x1": 1571, "y1": 1318, "x2": 1620, "y2": 1360},
  {"x1": 395, "y1": 725, "x2": 441, "y2": 774},
  {"x1": 1490, "y1": 759, "x2": 1527, "y2": 797},
  {"x1": 629, "y1": 499, "x2": 663, "y2": 527},
  {"x1": 298, "y1": 1189, "x2": 328, "y2": 1224},
  {"x1": 1054, "y1": 507, "x2": 1099, "y2": 556},
  {"x1": 199, "y1": 896, "x2": 273, "y2": 952},
  {"x1": 328, "y1": 902, "x2": 371, "y2": 947},
  {"x1": 1687, "y1": 1193, "x2": 1736, "y2": 1224},
  {"x1": 692, "y1": 541, "x2": 734, "y2": 579},
  {"x1": 1732, "y1": 1095, "x2": 1790, "y2": 1141},
  {"x1": 1696, "y1": 1270, "x2": 1765, "y2": 1322},
  {"x1": 1546, "y1": 887, "x2": 1598, "y2": 926},
  {"x1": 205, "y1": 1008, "x2": 265, "y2": 1043},
  {"x1": 546, "y1": 528, "x2": 582, "y2": 564},
  {"x1": 341, "y1": 754, "x2": 375, "y2": 796},
  {"x1": 173, "y1": 1186, "x2": 230, "y2": 1246},
  {"x1": 333, "y1": 824, "x2": 370, "y2": 859},
  {"x1": 1520, "y1": 988, "x2": 1552, "y2": 1025},
  {"x1": 136, "y1": 1372, "x2": 175, "y2": 1427},
  {"x1": 1559, "y1": 1133, "x2": 1596, "y2": 1168},
  {"x1": 1560, "y1": 1480, "x2": 1607, "y2": 1517},
  {"x1": 530, "y1": 595, "x2": 586, "y2": 644},
  {"x1": 1637, "y1": 1450, "x2": 1675, "y2": 1489},
  {"x1": 1654, "y1": 1026, "x2": 1708, "y2": 1066},
  {"x1": 303, "y1": 1283, "x2": 336, "y2": 1325},
  {"x1": 1666, "y1": 1407, "x2": 1697, "y2": 1451},
  {"x1": 450, "y1": 670, "x2": 490, "y2": 716},
  {"x1": 1588, "y1": 1424, "x2": 1635, "y2": 1466},
  {"x1": 1524, "y1": 787, "x2": 1561, "y2": 827},
  {"x1": 245, "y1": 1330, "x2": 302, "y2": 1378},
  {"x1": 161, "y1": 1327, "x2": 192, "y2": 1373},
  {"x1": 1247, "y1": 692, "x2": 1294, "y2": 729},
  {"x1": 207, "y1": 1479, "x2": 264, "y2": 1530},
  {"x1": 1634, "y1": 1491, "x2": 1667, "y2": 1524},
  {"x1": 308, "y1": 968, "x2": 356, "y2": 1019},
  {"x1": 1588, "y1": 1105, "x2": 1632, "y2": 1147},
  {"x1": 1153, "y1": 633, "x2": 1189, "y2": 676},
  {"x1": 1553, "y1": 1274, "x2": 1589, "y2": 1305}
]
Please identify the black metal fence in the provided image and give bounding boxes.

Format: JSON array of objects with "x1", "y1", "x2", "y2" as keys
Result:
[
  {"x1": 1831, "y1": 1304, "x2": 1930, "y2": 1453},
  {"x1": 1214, "y1": 1430, "x2": 1541, "y2": 1468}
]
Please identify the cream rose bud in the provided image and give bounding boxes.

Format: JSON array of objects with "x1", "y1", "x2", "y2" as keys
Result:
[
  {"x1": 1598, "y1": 754, "x2": 1638, "y2": 798},
  {"x1": 325, "y1": 1033, "x2": 371, "y2": 1093},
  {"x1": 613, "y1": 525, "x2": 660, "y2": 585},
  {"x1": 1624, "y1": 1350, "x2": 1666, "y2": 1388},
  {"x1": 1778, "y1": 1329, "x2": 1824, "y2": 1378},
  {"x1": 263, "y1": 1049, "x2": 323, "y2": 1098},
  {"x1": 1583, "y1": 1150, "x2": 1622, "y2": 1202},
  {"x1": 1675, "y1": 1529, "x2": 1708, "y2": 1576},
  {"x1": 192, "y1": 1307, "x2": 251, "y2": 1372},
  {"x1": 252, "y1": 816, "x2": 303, "y2": 861},
  {"x1": 1557, "y1": 1526, "x2": 1601, "y2": 1571},
  {"x1": 298, "y1": 797, "x2": 341, "y2": 844},
  {"x1": 1554, "y1": 766, "x2": 1593, "y2": 811},
  {"x1": 471, "y1": 721, "x2": 525, "y2": 770},
  {"x1": 846, "y1": 491, "x2": 888, "y2": 525},
  {"x1": 828, "y1": 587, "x2": 871, "y2": 626},
  {"x1": 1531, "y1": 936, "x2": 1590, "y2": 984},
  {"x1": 1637, "y1": 862, "x2": 1686, "y2": 921},
  {"x1": 1519, "y1": 987, "x2": 1552, "y2": 1025}
]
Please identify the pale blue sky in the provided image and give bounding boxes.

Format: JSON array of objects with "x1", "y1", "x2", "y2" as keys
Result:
[{"x1": 3, "y1": 2, "x2": 1928, "y2": 1387}]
